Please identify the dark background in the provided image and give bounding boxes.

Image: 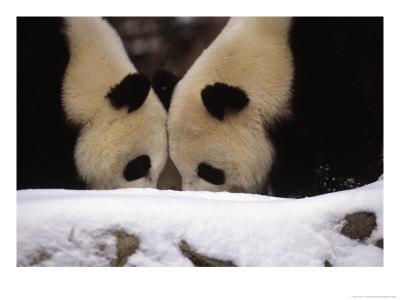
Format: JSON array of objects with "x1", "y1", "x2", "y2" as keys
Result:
[
  {"x1": 106, "y1": 17, "x2": 229, "y2": 78},
  {"x1": 269, "y1": 17, "x2": 383, "y2": 197}
]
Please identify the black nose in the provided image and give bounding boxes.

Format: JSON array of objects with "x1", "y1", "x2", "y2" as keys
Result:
[{"x1": 124, "y1": 155, "x2": 151, "y2": 181}]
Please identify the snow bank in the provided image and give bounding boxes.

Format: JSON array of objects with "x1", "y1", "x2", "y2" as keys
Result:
[{"x1": 17, "y1": 180, "x2": 383, "y2": 267}]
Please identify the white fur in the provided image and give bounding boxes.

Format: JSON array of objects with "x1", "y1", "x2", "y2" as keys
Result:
[
  {"x1": 168, "y1": 17, "x2": 293, "y2": 193},
  {"x1": 62, "y1": 17, "x2": 168, "y2": 189}
]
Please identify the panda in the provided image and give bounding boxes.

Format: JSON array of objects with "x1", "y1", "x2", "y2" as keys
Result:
[
  {"x1": 167, "y1": 17, "x2": 293, "y2": 193},
  {"x1": 17, "y1": 17, "x2": 171, "y2": 190},
  {"x1": 167, "y1": 17, "x2": 383, "y2": 197}
]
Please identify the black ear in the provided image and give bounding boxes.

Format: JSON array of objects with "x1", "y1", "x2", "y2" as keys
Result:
[
  {"x1": 201, "y1": 82, "x2": 249, "y2": 121},
  {"x1": 106, "y1": 73, "x2": 151, "y2": 113},
  {"x1": 152, "y1": 69, "x2": 180, "y2": 111}
]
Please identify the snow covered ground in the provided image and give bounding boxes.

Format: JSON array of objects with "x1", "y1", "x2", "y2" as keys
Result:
[{"x1": 17, "y1": 179, "x2": 383, "y2": 267}]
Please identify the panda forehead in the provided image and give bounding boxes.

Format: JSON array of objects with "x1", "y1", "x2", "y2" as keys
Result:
[{"x1": 87, "y1": 104, "x2": 166, "y2": 145}]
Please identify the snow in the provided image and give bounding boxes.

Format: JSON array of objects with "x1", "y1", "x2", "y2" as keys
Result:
[{"x1": 17, "y1": 179, "x2": 383, "y2": 267}]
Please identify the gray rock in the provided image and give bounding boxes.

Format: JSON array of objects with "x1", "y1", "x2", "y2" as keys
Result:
[
  {"x1": 110, "y1": 230, "x2": 140, "y2": 267},
  {"x1": 324, "y1": 260, "x2": 332, "y2": 267},
  {"x1": 375, "y1": 239, "x2": 384, "y2": 249},
  {"x1": 27, "y1": 250, "x2": 52, "y2": 266},
  {"x1": 179, "y1": 240, "x2": 236, "y2": 267},
  {"x1": 340, "y1": 212, "x2": 377, "y2": 241}
]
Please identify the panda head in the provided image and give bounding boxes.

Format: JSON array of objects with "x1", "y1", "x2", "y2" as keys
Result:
[
  {"x1": 168, "y1": 79, "x2": 276, "y2": 193},
  {"x1": 71, "y1": 72, "x2": 169, "y2": 189},
  {"x1": 167, "y1": 17, "x2": 293, "y2": 194},
  {"x1": 62, "y1": 17, "x2": 170, "y2": 189}
]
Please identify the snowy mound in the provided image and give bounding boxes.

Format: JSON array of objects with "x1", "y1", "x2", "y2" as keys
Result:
[{"x1": 17, "y1": 180, "x2": 383, "y2": 267}]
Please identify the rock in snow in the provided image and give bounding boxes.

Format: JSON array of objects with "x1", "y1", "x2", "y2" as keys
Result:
[{"x1": 17, "y1": 180, "x2": 383, "y2": 267}]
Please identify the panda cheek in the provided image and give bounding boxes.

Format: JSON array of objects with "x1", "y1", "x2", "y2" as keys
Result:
[{"x1": 123, "y1": 155, "x2": 151, "y2": 182}]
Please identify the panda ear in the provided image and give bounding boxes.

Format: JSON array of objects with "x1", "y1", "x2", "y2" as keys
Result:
[
  {"x1": 106, "y1": 73, "x2": 151, "y2": 113},
  {"x1": 201, "y1": 83, "x2": 249, "y2": 121},
  {"x1": 152, "y1": 69, "x2": 180, "y2": 111}
]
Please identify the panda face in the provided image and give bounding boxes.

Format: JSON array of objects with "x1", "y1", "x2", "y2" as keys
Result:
[
  {"x1": 168, "y1": 79, "x2": 276, "y2": 193},
  {"x1": 73, "y1": 74, "x2": 168, "y2": 189},
  {"x1": 62, "y1": 18, "x2": 169, "y2": 189},
  {"x1": 167, "y1": 17, "x2": 293, "y2": 194},
  {"x1": 168, "y1": 119, "x2": 275, "y2": 193}
]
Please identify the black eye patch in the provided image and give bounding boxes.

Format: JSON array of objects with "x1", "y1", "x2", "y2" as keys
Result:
[
  {"x1": 201, "y1": 82, "x2": 249, "y2": 120},
  {"x1": 106, "y1": 73, "x2": 151, "y2": 113},
  {"x1": 123, "y1": 155, "x2": 151, "y2": 181},
  {"x1": 197, "y1": 163, "x2": 225, "y2": 185}
]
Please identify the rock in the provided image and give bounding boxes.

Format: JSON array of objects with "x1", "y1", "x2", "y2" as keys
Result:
[
  {"x1": 340, "y1": 212, "x2": 377, "y2": 241},
  {"x1": 324, "y1": 260, "x2": 332, "y2": 267},
  {"x1": 375, "y1": 239, "x2": 384, "y2": 249},
  {"x1": 29, "y1": 251, "x2": 51, "y2": 266},
  {"x1": 110, "y1": 230, "x2": 140, "y2": 267},
  {"x1": 179, "y1": 240, "x2": 236, "y2": 267}
]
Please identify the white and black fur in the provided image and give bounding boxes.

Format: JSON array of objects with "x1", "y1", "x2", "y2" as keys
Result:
[
  {"x1": 167, "y1": 17, "x2": 383, "y2": 197},
  {"x1": 168, "y1": 18, "x2": 293, "y2": 193},
  {"x1": 17, "y1": 17, "x2": 170, "y2": 190}
]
